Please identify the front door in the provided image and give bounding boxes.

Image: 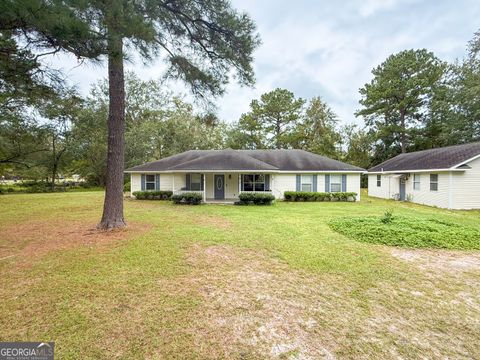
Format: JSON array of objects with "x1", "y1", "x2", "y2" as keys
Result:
[
  {"x1": 399, "y1": 177, "x2": 406, "y2": 201},
  {"x1": 214, "y1": 174, "x2": 225, "y2": 200}
]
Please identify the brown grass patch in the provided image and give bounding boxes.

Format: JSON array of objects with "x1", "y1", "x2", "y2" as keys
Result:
[
  {"x1": 0, "y1": 219, "x2": 151, "y2": 267},
  {"x1": 155, "y1": 244, "x2": 480, "y2": 359}
]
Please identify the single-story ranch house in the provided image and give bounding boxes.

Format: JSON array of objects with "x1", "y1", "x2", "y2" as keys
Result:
[
  {"x1": 126, "y1": 149, "x2": 364, "y2": 202},
  {"x1": 367, "y1": 142, "x2": 480, "y2": 209}
]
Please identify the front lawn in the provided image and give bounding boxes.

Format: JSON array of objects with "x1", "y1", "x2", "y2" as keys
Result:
[{"x1": 0, "y1": 191, "x2": 479, "y2": 359}]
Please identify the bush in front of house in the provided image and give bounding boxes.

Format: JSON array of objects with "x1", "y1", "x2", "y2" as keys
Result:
[
  {"x1": 237, "y1": 192, "x2": 275, "y2": 205},
  {"x1": 123, "y1": 182, "x2": 131, "y2": 192},
  {"x1": 283, "y1": 191, "x2": 357, "y2": 202},
  {"x1": 171, "y1": 192, "x2": 203, "y2": 205},
  {"x1": 133, "y1": 190, "x2": 173, "y2": 200}
]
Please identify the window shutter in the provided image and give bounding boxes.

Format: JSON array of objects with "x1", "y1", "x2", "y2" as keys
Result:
[
  {"x1": 185, "y1": 174, "x2": 190, "y2": 190},
  {"x1": 241, "y1": 175, "x2": 244, "y2": 191},
  {"x1": 342, "y1": 174, "x2": 347, "y2": 192},
  {"x1": 155, "y1": 174, "x2": 160, "y2": 190},
  {"x1": 265, "y1": 174, "x2": 270, "y2": 191},
  {"x1": 200, "y1": 174, "x2": 204, "y2": 191},
  {"x1": 312, "y1": 174, "x2": 317, "y2": 192},
  {"x1": 325, "y1": 174, "x2": 330, "y2": 192},
  {"x1": 296, "y1": 174, "x2": 301, "y2": 191},
  {"x1": 141, "y1": 174, "x2": 146, "y2": 191}
]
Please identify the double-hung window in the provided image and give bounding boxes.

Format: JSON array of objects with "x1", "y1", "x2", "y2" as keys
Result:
[
  {"x1": 242, "y1": 174, "x2": 265, "y2": 191},
  {"x1": 190, "y1": 174, "x2": 202, "y2": 191},
  {"x1": 413, "y1": 174, "x2": 421, "y2": 190},
  {"x1": 301, "y1": 175, "x2": 313, "y2": 192},
  {"x1": 376, "y1": 175, "x2": 381, "y2": 187},
  {"x1": 430, "y1": 174, "x2": 438, "y2": 191},
  {"x1": 330, "y1": 175, "x2": 342, "y2": 193},
  {"x1": 145, "y1": 174, "x2": 156, "y2": 190}
]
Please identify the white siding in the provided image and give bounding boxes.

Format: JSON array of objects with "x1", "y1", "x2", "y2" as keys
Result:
[
  {"x1": 272, "y1": 173, "x2": 361, "y2": 200},
  {"x1": 405, "y1": 172, "x2": 449, "y2": 208},
  {"x1": 368, "y1": 174, "x2": 399, "y2": 200},
  {"x1": 130, "y1": 173, "x2": 141, "y2": 195},
  {"x1": 450, "y1": 157, "x2": 480, "y2": 209}
]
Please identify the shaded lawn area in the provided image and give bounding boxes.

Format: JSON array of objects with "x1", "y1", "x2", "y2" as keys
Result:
[{"x1": 0, "y1": 191, "x2": 479, "y2": 359}]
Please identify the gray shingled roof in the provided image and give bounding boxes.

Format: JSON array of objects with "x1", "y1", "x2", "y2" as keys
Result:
[
  {"x1": 125, "y1": 149, "x2": 365, "y2": 172},
  {"x1": 368, "y1": 142, "x2": 480, "y2": 172}
]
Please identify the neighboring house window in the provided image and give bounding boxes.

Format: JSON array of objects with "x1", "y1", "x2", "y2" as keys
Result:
[
  {"x1": 301, "y1": 175, "x2": 313, "y2": 192},
  {"x1": 145, "y1": 174, "x2": 156, "y2": 190},
  {"x1": 330, "y1": 175, "x2": 342, "y2": 192},
  {"x1": 190, "y1": 174, "x2": 202, "y2": 191},
  {"x1": 376, "y1": 175, "x2": 381, "y2": 187},
  {"x1": 430, "y1": 174, "x2": 438, "y2": 191},
  {"x1": 413, "y1": 174, "x2": 420, "y2": 190},
  {"x1": 242, "y1": 174, "x2": 265, "y2": 191}
]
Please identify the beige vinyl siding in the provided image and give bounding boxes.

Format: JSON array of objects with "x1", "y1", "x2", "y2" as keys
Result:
[
  {"x1": 450, "y1": 157, "x2": 480, "y2": 209},
  {"x1": 347, "y1": 174, "x2": 361, "y2": 201}
]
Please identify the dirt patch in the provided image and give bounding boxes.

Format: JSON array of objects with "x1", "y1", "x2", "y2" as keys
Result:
[
  {"x1": 0, "y1": 219, "x2": 151, "y2": 267},
  {"x1": 391, "y1": 248, "x2": 480, "y2": 273},
  {"x1": 157, "y1": 244, "x2": 480, "y2": 359},
  {"x1": 193, "y1": 215, "x2": 232, "y2": 230}
]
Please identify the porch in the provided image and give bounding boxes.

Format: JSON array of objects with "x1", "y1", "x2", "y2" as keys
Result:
[{"x1": 173, "y1": 172, "x2": 272, "y2": 203}]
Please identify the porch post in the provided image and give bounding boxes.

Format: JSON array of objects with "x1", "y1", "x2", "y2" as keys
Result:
[{"x1": 203, "y1": 173, "x2": 206, "y2": 202}]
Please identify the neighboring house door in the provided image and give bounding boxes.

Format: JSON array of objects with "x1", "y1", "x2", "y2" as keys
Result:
[
  {"x1": 399, "y1": 177, "x2": 406, "y2": 201},
  {"x1": 214, "y1": 174, "x2": 225, "y2": 200}
]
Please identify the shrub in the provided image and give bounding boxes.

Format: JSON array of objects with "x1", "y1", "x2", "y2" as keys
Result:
[
  {"x1": 237, "y1": 192, "x2": 275, "y2": 205},
  {"x1": 329, "y1": 215, "x2": 480, "y2": 250},
  {"x1": 381, "y1": 209, "x2": 394, "y2": 224},
  {"x1": 133, "y1": 190, "x2": 173, "y2": 200},
  {"x1": 171, "y1": 192, "x2": 203, "y2": 205},
  {"x1": 123, "y1": 182, "x2": 131, "y2": 192},
  {"x1": 284, "y1": 191, "x2": 357, "y2": 202}
]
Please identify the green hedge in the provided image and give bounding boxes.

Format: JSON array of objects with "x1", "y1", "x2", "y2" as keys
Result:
[
  {"x1": 133, "y1": 190, "x2": 173, "y2": 200},
  {"x1": 237, "y1": 192, "x2": 275, "y2": 205},
  {"x1": 171, "y1": 192, "x2": 203, "y2": 205},
  {"x1": 284, "y1": 191, "x2": 357, "y2": 202},
  {"x1": 123, "y1": 182, "x2": 130, "y2": 192}
]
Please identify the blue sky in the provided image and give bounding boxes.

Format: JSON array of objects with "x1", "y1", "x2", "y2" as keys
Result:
[{"x1": 50, "y1": 0, "x2": 480, "y2": 125}]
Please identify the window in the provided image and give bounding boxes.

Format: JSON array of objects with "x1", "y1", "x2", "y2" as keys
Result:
[
  {"x1": 190, "y1": 174, "x2": 202, "y2": 191},
  {"x1": 413, "y1": 174, "x2": 420, "y2": 190},
  {"x1": 376, "y1": 175, "x2": 381, "y2": 187},
  {"x1": 242, "y1": 174, "x2": 265, "y2": 191},
  {"x1": 301, "y1": 175, "x2": 313, "y2": 192},
  {"x1": 430, "y1": 174, "x2": 438, "y2": 191},
  {"x1": 330, "y1": 175, "x2": 342, "y2": 193},
  {"x1": 145, "y1": 174, "x2": 156, "y2": 190}
]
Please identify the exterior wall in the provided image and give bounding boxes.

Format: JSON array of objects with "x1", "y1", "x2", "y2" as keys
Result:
[
  {"x1": 130, "y1": 172, "x2": 362, "y2": 202},
  {"x1": 405, "y1": 172, "x2": 449, "y2": 208},
  {"x1": 369, "y1": 168, "x2": 480, "y2": 210},
  {"x1": 368, "y1": 174, "x2": 399, "y2": 200},
  {"x1": 450, "y1": 157, "x2": 480, "y2": 209},
  {"x1": 271, "y1": 173, "x2": 361, "y2": 200}
]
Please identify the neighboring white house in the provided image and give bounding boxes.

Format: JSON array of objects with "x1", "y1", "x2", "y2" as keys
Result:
[
  {"x1": 367, "y1": 142, "x2": 480, "y2": 210},
  {"x1": 125, "y1": 149, "x2": 364, "y2": 203}
]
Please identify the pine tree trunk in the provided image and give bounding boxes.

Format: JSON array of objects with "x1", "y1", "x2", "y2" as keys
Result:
[
  {"x1": 98, "y1": 31, "x2": 126, "y2": 230},
  {"x1": 400, "y1": 109, "x2": 407, "y2": 153}
]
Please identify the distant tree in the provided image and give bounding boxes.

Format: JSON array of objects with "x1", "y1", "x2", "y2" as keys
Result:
[
  {"x1": 356, "y1": 49, "x2": 446, "y2": 158},
  {"x1": 342, "y1": 124, "x2": 373, "y2": 169},
  {"x1": 291, "y1": 96, "x2": 342, "y2": 158},
  {"x1": 239, "y1": 88, "x2": 305, "y2": 149},
  {"x1": 3, "y1": 0, "x2": 260, "y2": 229}
]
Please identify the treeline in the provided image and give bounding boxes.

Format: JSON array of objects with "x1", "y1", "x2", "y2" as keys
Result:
[{"x1": 1, "y1": 31, "x2": 479, "y2": 186}]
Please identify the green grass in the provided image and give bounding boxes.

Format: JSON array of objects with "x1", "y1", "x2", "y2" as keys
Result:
[
  {"x1": 329, "y1": 214, "x2": 480, "y2": 249},
  {"x1": 0, "y1": 190, "x2": 479, "y2": 359}
]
